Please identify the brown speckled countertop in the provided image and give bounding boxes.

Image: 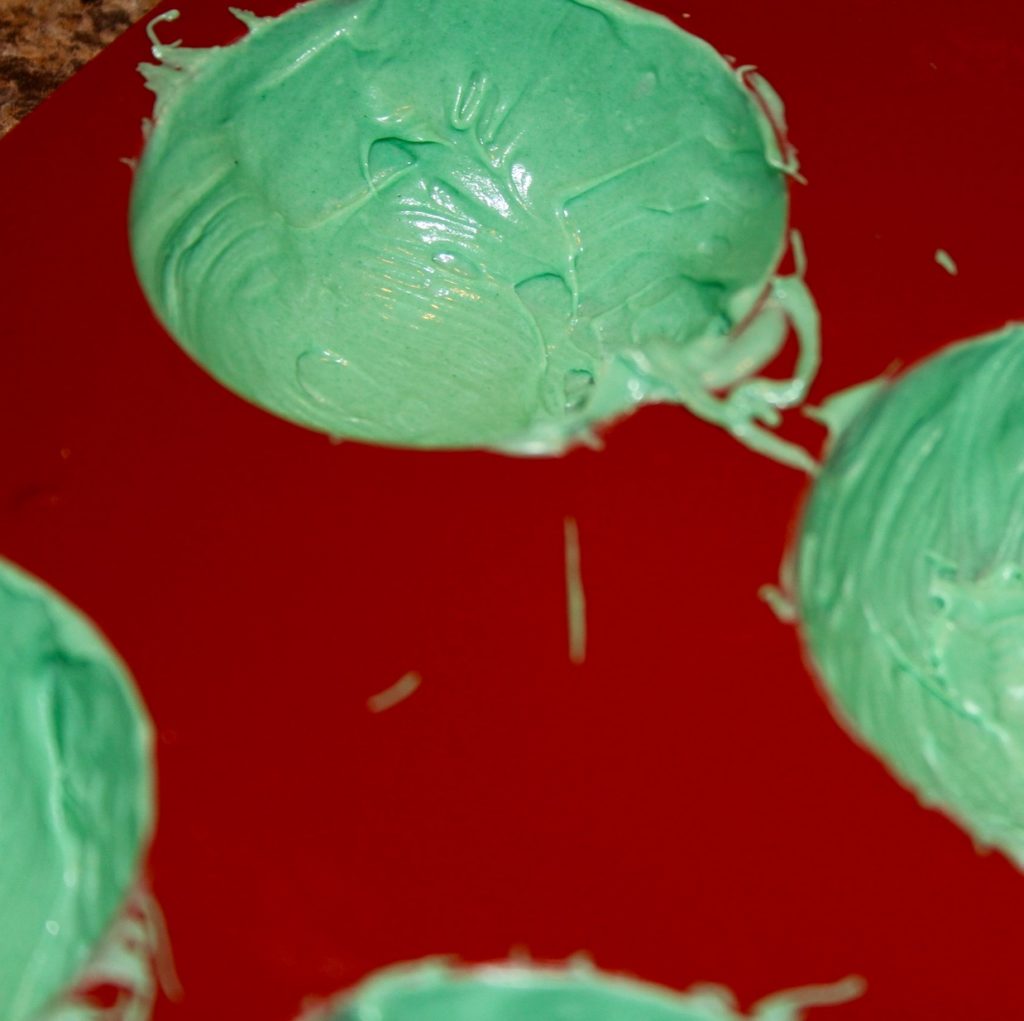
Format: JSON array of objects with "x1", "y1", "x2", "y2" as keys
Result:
[{"x1": 0, "y1": 0, "x2": 159, "y2": 137}]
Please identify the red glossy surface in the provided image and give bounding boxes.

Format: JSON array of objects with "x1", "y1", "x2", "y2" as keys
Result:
[{"x1": 3, "y1": 1, "x2": 1024, "y2": 1017}]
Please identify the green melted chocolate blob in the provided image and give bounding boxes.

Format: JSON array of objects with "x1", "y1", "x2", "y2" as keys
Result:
[
  {"x1": 796, "y1": 323, "x2": 1024, "y2": 865},
  {"x1": 0, "y1": 559, "x2": 154, "y2": 1021},
  {"x1": 132, "y1": 0, "x2": 816, "y2": 461},
  {"x1": 301, "y1": 960, "x2": 862, "y2": 1021}
]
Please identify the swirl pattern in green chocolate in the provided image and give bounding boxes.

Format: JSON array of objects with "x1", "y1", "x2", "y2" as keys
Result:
[
  {"x1": 0, "y1": 559, "x2": 153, "y2": 1021},
  {"x1": 796, "y1": 324, "x2": 1024, "y2": 865},
  {"x1": 131, "y1": 0, "x2": 816, "y2": 461}
]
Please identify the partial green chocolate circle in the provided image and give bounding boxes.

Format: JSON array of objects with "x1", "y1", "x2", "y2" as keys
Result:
[
  {"x1": 0, "y1": 558, "x2": 154, "y2": 1021},
  {"x1": 796, "y1": 323, "x2": 1024, "y2": 865},
  {"x1": 131, "y1": 0, "x2": 792, "y2": 454},
  {"x1": 304, "y1": 960, "x2": 861, "y2": 1020}
]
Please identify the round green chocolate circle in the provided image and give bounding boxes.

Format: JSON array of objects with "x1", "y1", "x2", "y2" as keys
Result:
[
  {"x1": 796, "y1": 323, "x2": 1024, "y2": 865},
  {"x1": 0, "y1": 558, "x2": 154, "y2": 1021},
  {"x1": 308, "y1": 960, "x2": 856, "y2": 1020},
  {"x1": 131, "y1": 0, "x2": 790, "y2": 453}
]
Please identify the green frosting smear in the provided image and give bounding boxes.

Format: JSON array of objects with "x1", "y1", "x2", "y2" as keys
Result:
[
  {"x1": 299, "y1": 959, "x2": 863, "y2": 1021},
  {"x1": 796, "y1": 323, "x2": 1024, "y2": 865},
  {"x1": 131, "y1": 0, "x2": 818, "y2": 465},
  {"x1": 0, "y1": 559, "x2": 154, "y2": 1021}
]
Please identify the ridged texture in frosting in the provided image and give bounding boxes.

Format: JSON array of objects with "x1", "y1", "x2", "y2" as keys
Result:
[
  {"x1": 0, "y1": 558, "x2": 154, "y2": 1021},
  {"x1": 796, "y1": 323, "x2": 1024, "y2": 864},
  {"x1": 297, "y1": 959, "x2": 862, "y2": 1020},
  {"x1": 131, "y1": 0, "x2": 817, "y2": 463}
]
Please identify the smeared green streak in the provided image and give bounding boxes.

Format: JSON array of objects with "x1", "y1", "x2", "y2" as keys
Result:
[
  {"x1": 132, "y1": 0, "x2": 817, "y2": 462},
  {"x1": 796, "y1": 323, "x2": 1024, "y2": 864},
  {"x1": 934, "y1": 248, "x2": 958, "y2": 276},
  {"x1": 564, "y1": 517, "x2": 587, "y2": 665},
  {"x1": 301, "y1": 959, "x2": 863, "y2": 1020},
  {"x1": 0, "y1": 559, "x2": 154, "y2": 1021},
  {"x1": 367, "y1": 671, "x2": 422, "y2": 714}
]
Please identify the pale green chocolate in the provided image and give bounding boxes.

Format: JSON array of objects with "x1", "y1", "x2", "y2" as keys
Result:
[
  {"x1": 131, "y1": 0, "x2": 818, "y2": 464},
  {"x1": 564, "y1": 516, "x2": 586, "y2": 664},
  {"x1": 934, "y1": 248, "x2": 958, "y2": 276},
  {"x1": 0, "y1": 559, "x2": 154, "y2": 1021},
  {"x1": 299, "y1": 959, "x2": 863, "y2": 1020},
  {"x1": 796, "y1": 323, "x2": 1024, "y2": 865}
]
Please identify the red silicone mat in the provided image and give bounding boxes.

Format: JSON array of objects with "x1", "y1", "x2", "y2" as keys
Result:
[{"x1": 3, "y1": 1, "x2": 1024, "y2": 1017}]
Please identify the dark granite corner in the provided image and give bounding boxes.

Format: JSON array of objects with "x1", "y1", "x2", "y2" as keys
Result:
[{"x1": 0, "y1": 0, "x2": 159, "y2": 137}]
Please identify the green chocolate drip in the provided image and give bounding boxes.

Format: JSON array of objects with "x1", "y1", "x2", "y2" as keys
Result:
[
  {"x1": 131, "y1": 0, "x2": 817, "y2": 463},
  {"x1": 796, "y1": 323, "x2": 1024, "y2": 864},
  {"x1": 300, "y1": 959, "x2": 863, "y2": 1021},
  {"x1": 0, "y1": 559, "x2": 154, "y2": 1021}
]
